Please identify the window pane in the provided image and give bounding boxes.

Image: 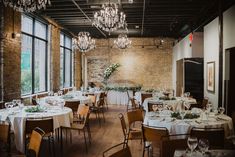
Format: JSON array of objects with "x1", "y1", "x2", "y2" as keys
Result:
[
  {"x1": 34, "y1": 39, "x2": 46, "y2": 93},
  {"x1": 64, "y1": 49, "x2": 71, "y2": 87},
  {"x1": 35, "y1": 21, "x2": 47, "y2": 39},
  {"x1": 60, "y1": 47, "x2": 64, "y2": 87},
  {"x1": 21, "y1": 34, "x2": 32, "y2": 95},
  {"x1": 65, "y1": 36, "x2": 71, "y2": 49},
  {"x1": 22, "y1": 15, "x2": 33, "y2": 34},
  {"x1": 60, "y1": 34, "x2": 64, "y2": 46}
]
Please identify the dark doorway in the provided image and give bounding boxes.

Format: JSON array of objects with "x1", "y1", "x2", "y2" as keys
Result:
[{"x1": 224, "y1": 47, "x2": 235, "y2": 117}]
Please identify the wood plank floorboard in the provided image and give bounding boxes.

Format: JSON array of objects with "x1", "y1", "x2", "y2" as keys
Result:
[{"x1": 42, "y1": 105, "x2": 144, "y2": 157}]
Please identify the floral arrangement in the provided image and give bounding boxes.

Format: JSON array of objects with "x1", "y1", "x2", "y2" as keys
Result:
[
  {"x1": 171, "y1": 112, "x2": 200, "y2": 119},
  {"x1": 25, "y1": 106, "x2": 44, "y2": 113},
  {"x1": 104, "y1": 85, "x2": 142, "y2": 92},
  {"x1": 104, "y1": 63, "x2": 121, "y2": 80}
]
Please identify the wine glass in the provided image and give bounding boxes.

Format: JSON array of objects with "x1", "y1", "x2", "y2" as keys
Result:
[
  {"x1": 4, "y1": 102, "x2": 11, "y2": 111},
  {"x1": 198, "y1": 138, "x2": 209, "y2": 155},
  {"x1": 218, "y1": 107, "x2": 225, "y2": 114},
  {"x1": 187, "y1": 136, "x2": 198, "y2": 155},
  {"x1": 152, "y1": 104, "x2": 158, "y2": 112}
]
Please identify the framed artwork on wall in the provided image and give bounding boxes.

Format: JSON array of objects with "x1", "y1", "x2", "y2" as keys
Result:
[{"x1": 207, "y1": 61, "x2": 215, "y2": 92}]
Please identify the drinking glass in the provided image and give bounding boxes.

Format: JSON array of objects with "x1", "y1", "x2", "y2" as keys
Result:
[
  {"x1": 198, "y1": 139, "x2": 209, "y2": 155},
  {"x1": 218, "y1": 107, "x2": 225, "y2": 114},
  {"x1": 4, "y1": 102, "x2": 11, "y2": 110},
  {"x1": 187, "y1": 136, "x2": 198, "y2": 155},
  {"x1": 152, "y1": 105, "x2": 158, "y2": 112},
  {"x1": 180, "y1": 110, "x2": 186, "y2": 120}
]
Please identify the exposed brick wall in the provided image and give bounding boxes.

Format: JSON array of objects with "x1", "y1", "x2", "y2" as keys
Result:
[
  {"x1": 0, "y1": 7, "x2": 82, "y2": 102},
  {"x1": 2, "y1": 7, "x2": 21, "y2": 101},
  {"x1": 85, "y1": 37, "x2": 174, "y2": 89}
]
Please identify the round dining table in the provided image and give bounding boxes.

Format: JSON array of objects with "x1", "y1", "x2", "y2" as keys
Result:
[
  {"x1": 0, "y1": 105, "x2": 73, "y2": 153},
  {"x1": 142, "y1": 97, "x2": 197, "y2": 112},
  {"x1": 144, "y1": 110, "x2": 234, "y2": 138}
]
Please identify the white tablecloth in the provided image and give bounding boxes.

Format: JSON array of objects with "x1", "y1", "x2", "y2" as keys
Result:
[
  {"x1": 143, "y1": 97, "x2": 197, "y2": 112},
  {"x1": 0, "y1": 106, "x2": 73, "y2": 153},
  {"x1": 107, "y1": 90, "x2": 133, "y2": 105},
  {"x1": 43, "y1": 95, "x2": 92, "y2": 105},
  {"x1": 144, "y1": 112, "x2": 234, "y2": 138}
]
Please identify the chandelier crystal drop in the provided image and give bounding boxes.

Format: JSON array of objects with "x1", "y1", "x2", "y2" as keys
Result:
[
  {"x1": 93, "y1": 2, "x2": 127, "y2": 35},
  {"x1": 73, "y1": 32, "x2": 96, "y2": 53},
  {"x1": 2, "y1": 0, "x2": 51, "y2": 12},
  {"x1": 114, "y1": 34, "x2": 132, "y2": 49}
]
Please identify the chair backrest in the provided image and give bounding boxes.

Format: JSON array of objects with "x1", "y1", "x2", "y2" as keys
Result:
[
  {"x1": 0, "y1": 121, "x2": 10, "y2": 143},
  {"x1": 141, "y1": 93, "x2": 152, "y2": 104},
  {"x1": 190, "y1": 127, "x2": 225, "y2": 149},
  {"x1": 65, "y1": 101, "x2": 80, "y2": 115},
  {"x1": 103, "y1": 142, "x2": 132, "y2": 157},
  {"x1": 142, "y1": 125, "x2": 169, "y2": 143},
  {"x1": 130, "y1": 98, "x2": 138, "y2": 109},
  {"x1": 88, "y1": 95, "x2": 97, "y2": 105},
  {"x1": 201, "y1": 97, "x2": 208, "y2": 109},
  {"x1": 25, "y1": 117, "x2": 54, "y2": 135},
  {"x1": 118, "y1": 113, "x2": 128, "y2": 139},
  {"x1": 28, "y1": 127, "x2": 45, "y2": 157},
  {"x1": 147, "y1": 102, "x2": 163, "y2": 112},
  {"x1": 161, "y1": 134, "x2": 189, "y2": 157},
  {"x1": 77, "y1": 105, "x2": 90, "y2": 119},
  {"x1": 97, "y1": 99, "x2": 105, "y2": 107},
  {"x1": 100, "y1": 92, "x2": 105, "y2": 100},
  {"x1": 127, "y1": 109, "x2": 143, "y2": 127}
]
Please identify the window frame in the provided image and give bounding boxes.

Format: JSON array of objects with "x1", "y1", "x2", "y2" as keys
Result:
[
  {"x1": 21, "y1": 14, "x2": 48, "y2": 96},
  {"x1": 60, "y1": 32, "x2": 73, "y2": 88}
]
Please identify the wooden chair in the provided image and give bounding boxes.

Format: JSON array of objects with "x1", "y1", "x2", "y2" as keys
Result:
[
  {"x1": 61, "y1": 105, "x2": 90, "y2": 152},
  {"x1": 27, "y1": 127, "x2": 45, "y2": 157},
  {"x1": 141, "y1": 93, "x2": 153, "y2": 105},
  {"x1": 90, "y1": 94, "x2": 105, "y2": 125},
  {"x1": 118, "y1": 113, "x2": 142, "y2": 146},
  {"x1": 64, "y1": 101, "x2": 80, "y2": 120},
  {"x1": 25, "y1": 117, "x2": 55, "y2": 156},
  {"x1": 201, "y1": 97, "x2": 208, "y2": 109},
  {"x1": 103, "y1": 142, "x2": 132, "y2": 157},
  {"x1": 190, "y1": 127, "x2": 225, "y2": 149},
  {"x1": 127, "y1": 97, "x2": 139, "y2": 111},
  {"x1": 127, "y1": 109, "x2": 143, "y2": 130},
  {"x1": 0, "y1": 121, "x2": 11, "y2": 155},
  {"x1": 142, "y1": 125, "x2": 169, "y2": 157},
  {"x1": 161, "y1": 134, "x2": 189, "y2": 157}
]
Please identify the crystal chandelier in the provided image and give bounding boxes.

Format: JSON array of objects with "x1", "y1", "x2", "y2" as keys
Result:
[
  {"x1": 73, "y1": 32, "x2": 95, "y2": 53},
  {"x1": 93, "y1": 2, "x2": 127, "y2": 35},
  {"x1": 2, "y1": 0, "x2": 51, "y2": 12},
  {"x1": 114, "y1": 34, "x2": 131, "y2": 49}
]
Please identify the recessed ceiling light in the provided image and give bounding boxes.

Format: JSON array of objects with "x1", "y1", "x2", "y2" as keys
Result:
[{"x1": 135, "y1": 25, "x2": 139, "y2": 29}]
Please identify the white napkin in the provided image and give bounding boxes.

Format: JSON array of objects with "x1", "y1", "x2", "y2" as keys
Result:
[{"x1": 191, "y1": 107, "x2": 202, "y2": 114}]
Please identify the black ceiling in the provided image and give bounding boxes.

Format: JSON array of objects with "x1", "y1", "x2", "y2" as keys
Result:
[{"x1": 37, "y1": 0, "x2": 234, "y2": 38}]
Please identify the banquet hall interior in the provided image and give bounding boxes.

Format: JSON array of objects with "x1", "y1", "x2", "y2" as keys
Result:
[{"x1": 1, "y1": 0, "x2": 235, "y2": 157}]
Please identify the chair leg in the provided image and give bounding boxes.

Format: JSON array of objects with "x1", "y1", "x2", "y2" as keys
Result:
[
  {"x1": 60, "y1": 127, "x2": 63, "y2": 157},
  {"x1": 48, "y1": 136, "x2": 51, "y2": 156},
  {"x1": 102, "y1": 109, "x2": 105, "y2": 123},
  {"x1": 51, "y1": 136, "x2": 55, "y2": 157},
  {"x1": 83, "y1": 130, "x2": 88, "y2": 153},
  {"x1": 87, "y1": 125, "x2": 91, "y2": 144}
]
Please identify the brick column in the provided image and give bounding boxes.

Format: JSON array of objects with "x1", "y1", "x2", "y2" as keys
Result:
[
  {"x1": 74, "y1": 49, "x2": 82, "y2": 89},
  {"x1": 3, "y1": 7, "x2": 21, "y2": 101}
]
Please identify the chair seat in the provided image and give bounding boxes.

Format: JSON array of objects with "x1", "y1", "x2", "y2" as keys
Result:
[
  {"x1": 70, "y1": 123, "x2": 85, "y2": 130},
  {"x1": 129, "y1": 130, "x2": 142, "y2": 139}
]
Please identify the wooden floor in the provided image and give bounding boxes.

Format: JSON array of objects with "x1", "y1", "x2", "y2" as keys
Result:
[{"x1": 39, "y1": 105, "x2": 142, "y2": 157}]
